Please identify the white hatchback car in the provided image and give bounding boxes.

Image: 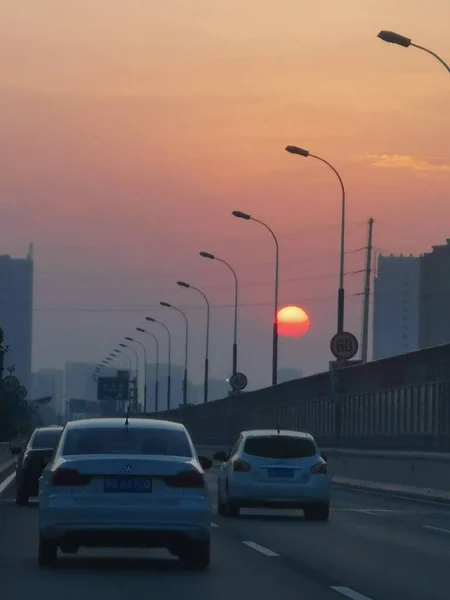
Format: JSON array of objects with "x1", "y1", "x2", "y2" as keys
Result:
[
  {"x1": 214, "y1": 429, "x2": 330, "y2": 521},
  {"x1": 38, "y1": 418, "x2": 212, "y2": 569}
]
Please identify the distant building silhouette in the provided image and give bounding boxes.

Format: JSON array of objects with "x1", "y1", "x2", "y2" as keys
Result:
[
  {"x1": 31, "y1": 368, "x2": 65, "y2": 421},
  {"x1": 419, "y1": 239, "x2": 450, "y2": 348},
  {"x1": 0, "y1": 249, "x2": 34, "y2": 390},
  {"x1": 373, "y1": 254, "x2": 420, "y2": 360}
]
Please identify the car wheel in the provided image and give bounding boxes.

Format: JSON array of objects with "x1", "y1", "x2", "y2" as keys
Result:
[
  {"x1": 16, "y1": 488, "x2": 29, "y2": 507},
  {"x1": 224, "y1": 494, "x2": 240, "y2": 518},
  {"x1": 303, "y1": 502, "x2": 330, "y2": 522},
  {"x1": 38, "y1": 536, "x2": 58, "y2": 567},
  {"x1": 217, "y1": 485, "x2": 226, "y2": 515},
  {"x1": 180, "y1": 538, "x2": 210, "y2": 570}
]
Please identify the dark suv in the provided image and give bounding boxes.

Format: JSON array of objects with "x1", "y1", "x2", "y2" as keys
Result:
[{"x1": 13, "y1": 426, "x2": 63, "y2": 505}]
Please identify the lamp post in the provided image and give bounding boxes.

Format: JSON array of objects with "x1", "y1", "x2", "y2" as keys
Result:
[
  {"x1": 285, "y1": 146, "x2": 346, "y2": 334},
  {"x1": 199, "y1": 251, "x2": 239, "y2": 376},
  {"x1": 120, "y1": 343, "x2": 139, "y2": 411},
  {"x1": 125, "y1": 337, "x2": 147, "y2": 414},
  {"x1": 177, "y1": 281, "x2": 210, "y2": 403},
  {"x1": 377, "y1": 31, "x2": 450, "y2": 74},
  {"x1": 136, "y1": 327, "x2": 160, "y2": 413},
  {"x1": 160, "y1": 302, "x2": 189, "y2": 405},
  {"x1": 114, "y1": 348, "x2": 132, "y2": 408},
  {"x1": 232, "y1": 210, "x2": 279, "y2": 386},
  {"x1": 146, "y1": 317, "x2": 171, "y2": 411}
]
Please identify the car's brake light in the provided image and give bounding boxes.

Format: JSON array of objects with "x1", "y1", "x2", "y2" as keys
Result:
[
  {"x1": 232, "y1": 459, "x2": 251, "y2": 472},
  {"x1": 310, "y1": 462, "x2": 327, "y2": 475},
  {"x1": 51, "y1": 468, "x2": 92, "y2": 487},
  {"x1": 166, "y1": 470, "x2": 205, "y2": 489}
]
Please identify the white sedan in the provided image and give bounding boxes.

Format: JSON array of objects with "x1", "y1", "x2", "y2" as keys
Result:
[
  {"x1": 38, "y1": 417, "x2": 212, "y2": 569},
  {"x1": 214, "y1": 429, "x2": 330, "y2": 521}
]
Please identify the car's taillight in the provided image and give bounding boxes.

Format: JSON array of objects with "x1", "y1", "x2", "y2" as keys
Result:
[
  {"x1": 166, "y1": 470, "x2": 205, "y2": 489},
  {"x1": 310, "y1": 462, "x2": 327, "y2": 475},
  {"x1": 232, "y1": 459, "x2": 251, "y2": 472},
  {"x1": 51, "y1": 468, "x2": 92, "y2": 487}
]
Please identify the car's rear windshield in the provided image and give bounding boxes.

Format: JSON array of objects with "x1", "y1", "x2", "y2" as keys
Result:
[
  {"x1": 62, "y1": 427, "x2": 192, "y2": 457},
  {"x1": 243, "y1": 435, "x2": 316, "y2": 459},
  {"x1": 30, "y1": 430, "x2": 62, "y2": 449}
]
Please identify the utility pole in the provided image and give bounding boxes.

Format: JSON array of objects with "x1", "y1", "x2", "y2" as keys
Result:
[{"x1": 361, "y1": 218, "x2": 374, "y2": 362}]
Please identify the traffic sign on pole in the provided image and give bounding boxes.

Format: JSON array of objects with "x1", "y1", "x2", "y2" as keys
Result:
[
  {"x1": 229, "y1": 372, "x2": 248, "y2": 392},
  {"x1": 2, "y1": 375, "x2": 20, "y2": 394},
  {"x1": 17, "y1": 386, "x2": 27, "y2": 400},
  {"x1": 97, "y1": 377, "x2": 129, "y2": 401},
  {"x1": 330, "y1": 331, "x2": 359, "y2": 360}
]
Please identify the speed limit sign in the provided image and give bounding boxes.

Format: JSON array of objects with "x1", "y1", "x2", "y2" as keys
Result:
[{"x1": 330, "y1": 331, "x2": 359, "y2": 360}]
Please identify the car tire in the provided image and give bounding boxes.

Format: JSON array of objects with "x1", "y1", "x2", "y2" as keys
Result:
[
  {"x1": 16, "y1": 488, "x2": 29, "y2": 507},
  {"x1": 217, "y1": 486, "x2": 226, "y2": 515},
  {"x1": 224, "y1": 494, "x2": 240, "y2": 518},
  {"x1": 303, "y1": 502, "x2": 330, "y2": 522},
  {"x1": 38, "y1": 536, "x2": 58, "y2": 567},
  {"x1": 180, "y1": 539, "x2": 210, "y2": 570}
]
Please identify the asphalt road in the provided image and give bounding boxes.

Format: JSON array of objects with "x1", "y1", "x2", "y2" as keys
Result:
[{"x1": 1, "y1": 466, "x2": 450, "y2": 600}]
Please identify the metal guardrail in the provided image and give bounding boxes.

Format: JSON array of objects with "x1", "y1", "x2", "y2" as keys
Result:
[{"x1": 152, "y1": 379, "x2": 450, "y2": 452}]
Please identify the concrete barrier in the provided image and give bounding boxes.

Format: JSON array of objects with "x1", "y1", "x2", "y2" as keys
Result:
[{"x1": 196, "y1": 445, "x2": 450, "y2": 502}]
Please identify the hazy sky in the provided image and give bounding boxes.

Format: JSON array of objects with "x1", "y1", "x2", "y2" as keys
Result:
[{"x1": 1, "y1": 1, "x2": 449, "y2": 391}]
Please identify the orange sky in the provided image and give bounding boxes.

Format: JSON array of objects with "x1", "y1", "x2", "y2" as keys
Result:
[{"x1": 0, "y1": 1, "x2": 449, "y2": 390}]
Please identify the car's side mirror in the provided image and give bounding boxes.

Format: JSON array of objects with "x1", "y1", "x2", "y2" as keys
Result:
[
  {"x1": 10, "y1": 446, "x2": 21, "y2": 456},
  {"x1": 213, "y1": 450, "x2": 227, "y2": 462},
  {"x1": 198, "y1": 456, "x2": 213, "y2": 470}
]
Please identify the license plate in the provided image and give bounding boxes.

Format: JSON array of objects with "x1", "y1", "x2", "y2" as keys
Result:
[
  {"x1": 104, "y1": 476, "x2": 152, "y2": 493},
  {"x1": 268, "y1": 468, "x2": 294, "y2": 478}
]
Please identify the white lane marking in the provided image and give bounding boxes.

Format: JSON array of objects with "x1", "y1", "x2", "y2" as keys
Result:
[
  {"x1": 0, "y1": 472, "x2": 15, "y2": 495},
  {"x1": 242, "y1": 541, "x2": 279, "y2": 557},
  {"x1": 423, "y1": 525, "x2": 450, "y2": 535},
  {"x1": 331, "y1": 586, "x2": 374, "y2": 600},
  {"x1": 211, "y1": 522, "x2": 219, "y2": 528}
]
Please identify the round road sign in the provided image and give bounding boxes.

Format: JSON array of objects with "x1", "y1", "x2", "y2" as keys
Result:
[
  {"x1": 2, "y1": 375, "x2": 20, "y2": 394},
  {"x1": 330, "y1": 331, "x2": 359, "y2": 360},
  {"x1": 17, "y1": 386, "x2": 27, "y2": 400},
  {"x1": 229, "y1": 372, "x2": 248, "y2": 392}
]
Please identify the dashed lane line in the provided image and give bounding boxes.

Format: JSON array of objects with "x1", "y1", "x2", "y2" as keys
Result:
[
  {"x1": 242, "y1": 541, "x2": 279, "y2": 557},
  {"x1": 0, "y1": 472, "x2": 15, "y2": 495},
  {"x1": 423, "y1": 525, "x2": 450, "y2": 535},
  {"x1": 331, "y1": 586, "x2": 374, "y2": 600}
]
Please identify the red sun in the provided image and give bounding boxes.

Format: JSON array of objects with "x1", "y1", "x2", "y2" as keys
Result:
[{"x1": 276, "y1": 306, "x2": 310, "y2": 338}]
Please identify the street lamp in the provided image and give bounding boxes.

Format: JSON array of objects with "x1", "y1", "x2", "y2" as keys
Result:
[
  {"x1": 137, "y1": 327, "x2": 160, "y2": 412},
  {"x1": 110, "y1": 352, "x2": 125, "y2": 369},
  {"x1": 377, "y1": 31, "x2": 450, "y2": 74},
  {"x1": 146, "y1": 317, "x2": 171, "y2": 411},
  {"x1": 120, "y1": 343, "x2": 139, "y2": 410},
  {"x1": 177, "y1": 281, "x2": 210, "y2": 403},
  {"x1": 199, "y1": 251, "x2": 239, "y2": 375},
  {"x1": 285, "y1": 145, "x2": 346, "y2": 335},
  {"x1": 232, "y1": 210, "x2": 279, "y2": 386},
  {"x1": 114, "y1": 348, "x2": 132, "y2": 374},
  {"x1": 126, "y1": 337, "x2": 148, "y2": 414},
  {"x1": 160, "y1": 301, "x2": 189, "y2": 405}
]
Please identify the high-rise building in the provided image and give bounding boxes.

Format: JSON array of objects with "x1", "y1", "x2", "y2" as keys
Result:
[
  {"x1": 0, "y1": 247, "x2": 33, "y2": 390},
  {"x1": 65, "y1": 362, "x2": 100, "y2": 405},
  {"x1": 372, "y1": 254, "x2": 420, "y2": 360},
  {"x1": 419, "y1": 239, "x2": 450, "y2": 348},
  {"x1": 31, "y1": 368, "x2": 64, "y2": 415}
]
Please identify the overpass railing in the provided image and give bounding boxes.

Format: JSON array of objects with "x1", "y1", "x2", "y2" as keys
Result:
[{"x1": 151, "y1": 344, "x2": 450, "y2": 452}]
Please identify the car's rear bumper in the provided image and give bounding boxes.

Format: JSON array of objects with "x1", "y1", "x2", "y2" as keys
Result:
[
  {"x1": 39, "y1": 500, "x2": 211, "y2": 545},
  {"x1": 227, "y1": 476, "x2": 331, "y2": 506}
]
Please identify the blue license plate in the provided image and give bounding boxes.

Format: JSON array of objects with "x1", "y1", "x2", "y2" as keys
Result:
[
  {"x1": 104, "y1": 476, "x2": 152, "y2": 493},
  {"x1": 268, "y1": 468, "x2": 294, "y2": 478}
]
